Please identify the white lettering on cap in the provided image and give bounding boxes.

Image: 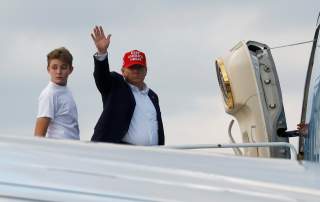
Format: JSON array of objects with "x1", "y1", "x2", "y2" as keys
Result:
[{"x1": 128, "y1": 52, "x2": 144, "y2": 61}]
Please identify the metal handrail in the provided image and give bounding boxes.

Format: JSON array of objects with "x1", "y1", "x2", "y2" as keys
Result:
[{"x1": 165, "y1": 142, "x2": 298, "y2": 160}]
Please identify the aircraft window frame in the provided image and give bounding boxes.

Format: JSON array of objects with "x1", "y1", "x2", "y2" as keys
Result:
[{"x1": 299, "y1": 23, "x2": 320, "y2": 161}]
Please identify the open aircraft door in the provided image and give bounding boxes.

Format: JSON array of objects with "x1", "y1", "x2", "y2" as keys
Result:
[
  {"x1": 299, "y1": 20, "x2": 320, "y2": 162},
  {"x1": 215, "y1": 41, "x2": 290, "y2": 158}
]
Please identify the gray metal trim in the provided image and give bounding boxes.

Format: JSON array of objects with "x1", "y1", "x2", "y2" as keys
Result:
[{"x1": 165, "y1": 142, "x2": 298, "y2": 160}]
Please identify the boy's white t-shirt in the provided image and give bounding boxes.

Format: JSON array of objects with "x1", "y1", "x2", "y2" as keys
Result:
[{"x1": 37, "y1": 81, "x2": 80, "y2": 140}]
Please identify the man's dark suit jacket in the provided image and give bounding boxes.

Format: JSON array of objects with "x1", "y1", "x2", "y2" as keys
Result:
[{"x1": 91, "y1": 55, "x2": 165, "y2": 145}]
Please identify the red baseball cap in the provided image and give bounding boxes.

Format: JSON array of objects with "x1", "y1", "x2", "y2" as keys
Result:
[{"x1": 122, "y1": 50, "x2": 147, "y2": 68}]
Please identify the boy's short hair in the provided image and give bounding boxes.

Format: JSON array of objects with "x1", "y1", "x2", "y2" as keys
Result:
[{"x1": 47, "y1": 47, "x2": 73, "y2": 67}]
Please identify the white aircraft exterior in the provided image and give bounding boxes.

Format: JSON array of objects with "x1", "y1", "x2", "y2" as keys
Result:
[{"x1": 0, "y1": 135, "x2": 320, "y2": 202}]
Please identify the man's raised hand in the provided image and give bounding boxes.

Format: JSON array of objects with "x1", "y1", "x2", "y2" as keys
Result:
[{"x1": 91, "y1": 26, "x2": 111, "y2": 54}]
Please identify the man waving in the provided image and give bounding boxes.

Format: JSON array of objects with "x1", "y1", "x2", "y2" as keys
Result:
[{"x1": 90, "y1": 26, "x2": 165, "y2": 145}]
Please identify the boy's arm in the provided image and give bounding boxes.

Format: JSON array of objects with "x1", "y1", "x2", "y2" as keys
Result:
[{"x1": 34, "y1": 117, "x2": 51, "y2": 137}]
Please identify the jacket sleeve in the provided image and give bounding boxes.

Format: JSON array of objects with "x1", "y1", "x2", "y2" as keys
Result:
[{"x1": 93, "y1": 54, "x2": 112, "y2": 95}]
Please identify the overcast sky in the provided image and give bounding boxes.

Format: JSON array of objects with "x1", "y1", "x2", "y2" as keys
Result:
[{"x1": 0, "y1": 1, "x2": 319, "y2": 152}]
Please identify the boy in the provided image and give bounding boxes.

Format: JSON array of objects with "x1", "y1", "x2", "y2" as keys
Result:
[{"x1": 34, "y1": 47, "x2": 80, "y2": 140}]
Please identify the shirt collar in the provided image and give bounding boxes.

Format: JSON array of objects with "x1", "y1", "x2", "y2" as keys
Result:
[
  {"x1": 49, "y1": 81, "x2": 67, "y2": 89},
  {"x1": 127, "y1": 82, "x2": 149, "y2": 94}
]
